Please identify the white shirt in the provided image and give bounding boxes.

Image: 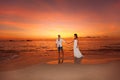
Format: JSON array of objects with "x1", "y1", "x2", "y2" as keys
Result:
[{"x1": 56, "y1": 38, "x2": 65, "y2": 47}]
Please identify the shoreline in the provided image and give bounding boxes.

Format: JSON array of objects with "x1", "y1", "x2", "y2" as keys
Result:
[{"x1": 0, "y1": 58, "x2": 120, "y2": 72}]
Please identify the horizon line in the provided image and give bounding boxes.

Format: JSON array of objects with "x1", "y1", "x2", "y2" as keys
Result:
[{"x1": 0, "y1": 36, "x2": 120, "y2": 40}]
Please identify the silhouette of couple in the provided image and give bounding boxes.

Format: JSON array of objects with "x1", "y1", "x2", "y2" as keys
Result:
[{"x1": 56, "y1": 34, "x2": 83, "y2": 64}]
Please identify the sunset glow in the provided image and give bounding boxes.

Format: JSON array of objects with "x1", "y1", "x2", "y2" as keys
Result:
[{"x1": 0, "y1": 0, "x2": 120, "y2": 39}]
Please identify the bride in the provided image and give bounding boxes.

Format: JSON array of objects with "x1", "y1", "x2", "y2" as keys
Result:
[{"x1": 69, "y1": 33, "x2": 83, "y2": 64}]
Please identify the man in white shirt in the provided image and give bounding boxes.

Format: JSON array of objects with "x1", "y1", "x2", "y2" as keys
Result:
[{"x1": 56, "y1": 35, "x2": 65, "y2": 64}]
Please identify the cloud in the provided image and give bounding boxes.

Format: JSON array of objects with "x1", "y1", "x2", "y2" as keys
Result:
[
  {"x1": 0, "y1": 24, "x2": 24, "y2": 31},
  {"x1": 0, "y1": 0, "x2": 120, "y2": 39}
]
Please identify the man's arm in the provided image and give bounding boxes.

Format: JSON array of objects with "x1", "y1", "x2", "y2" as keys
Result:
[{"x1": 62, "y1": 39, "x2": 66, "y2": 43}]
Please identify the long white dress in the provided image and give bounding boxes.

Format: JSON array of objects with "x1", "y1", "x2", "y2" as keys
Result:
[{"x1": 73, "y1": 39, "x2": 83, "y2": 58}]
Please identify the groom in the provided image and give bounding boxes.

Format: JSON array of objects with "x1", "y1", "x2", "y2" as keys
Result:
[{"x1": 56, "y1": 35, "x2": 65, "y2": 64}]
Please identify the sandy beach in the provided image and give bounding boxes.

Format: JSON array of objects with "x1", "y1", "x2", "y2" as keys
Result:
[{"x1": 0, "y1": 61, "x2": 120, "y2": 80}]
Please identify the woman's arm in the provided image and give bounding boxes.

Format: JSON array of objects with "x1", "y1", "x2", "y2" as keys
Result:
[{"x1": 68, "y1": 40, "x2": 74, "y2": 44}]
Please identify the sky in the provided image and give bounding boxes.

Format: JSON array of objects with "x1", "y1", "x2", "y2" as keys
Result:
[{"x1": 0, "y1": 0, "x2": 120, "y2": 39}]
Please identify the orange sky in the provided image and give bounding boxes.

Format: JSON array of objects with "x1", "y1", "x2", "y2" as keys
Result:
[{"x1": 0, "y1": 0, "x2": 120, "y2": 39}]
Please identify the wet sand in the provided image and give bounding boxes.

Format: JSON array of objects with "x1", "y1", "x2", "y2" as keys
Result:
[
  {"x1": 0, "y1": 52, "x2": 120, "y2": 71},
  {"x1": 0, "y1": 61, "x2": 120, "y2": 80},
  {"x1": 0, "y1": 47, "x2": 120, "y2": 80},
  {"x1": 0, "y1": 52, "x2": 120, "y2": 80}
]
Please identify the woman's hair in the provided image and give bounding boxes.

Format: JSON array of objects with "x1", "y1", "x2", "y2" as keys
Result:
[
  {"x1": 74, "y1": 33, "x2": 78, "y2": 39},
  {"x1": 58, "y1": 35, "x2": 60, "y2": 37}
]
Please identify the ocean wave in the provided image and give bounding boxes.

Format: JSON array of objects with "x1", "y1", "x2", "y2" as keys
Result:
[
  {"x1": 109, "y1": 43, "x2": 120, "y2": 45},
  {"x1": 0, "y1": 49, "x2": 39, "y2": 53},
  {"x1": 102, "y1": 46, "x2": 120, "y2": 49},
  {"x1": 82, "y1": 49, "x2": 120, "y2": 52},
  {"x1": 0, "y1": 50, "x2": 20, "y2": 53},
  {"x1": 0, "y1": 53, "x2": 19, "y2": 61}
]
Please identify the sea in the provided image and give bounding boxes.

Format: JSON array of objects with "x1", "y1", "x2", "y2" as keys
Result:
[{"x1": 0, "y1": 38, "x2": 120, "y2": 64}]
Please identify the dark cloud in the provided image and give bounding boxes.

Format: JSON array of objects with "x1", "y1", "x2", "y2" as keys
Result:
[{"x1": 0, "y1": 0, "x2": 119, "y2": 12}]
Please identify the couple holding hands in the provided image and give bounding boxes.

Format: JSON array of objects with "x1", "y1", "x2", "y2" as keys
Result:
[{"x1": 56, "y1": 34, "x2": 84, "y2": 64}]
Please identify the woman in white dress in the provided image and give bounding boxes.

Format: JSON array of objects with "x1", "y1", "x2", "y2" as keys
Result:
[{"x1": 69, "y1": 34, "x2": 83, "y2": 64}]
